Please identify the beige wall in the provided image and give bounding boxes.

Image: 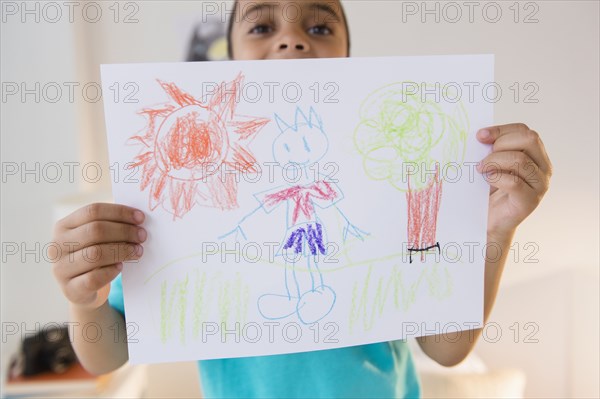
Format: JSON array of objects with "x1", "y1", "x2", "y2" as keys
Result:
[{"x1": 2, "y1": 1, "x2": 598, "y2": 397}]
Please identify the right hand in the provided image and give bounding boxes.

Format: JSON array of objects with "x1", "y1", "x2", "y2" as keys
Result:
[{"x1": 50, "y1": 203, "x2": 146, "y2": 310}]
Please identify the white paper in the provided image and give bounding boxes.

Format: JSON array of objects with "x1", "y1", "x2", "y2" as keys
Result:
[{"x1": 101, "y1": 55, "x2": 493, "y2": 364}]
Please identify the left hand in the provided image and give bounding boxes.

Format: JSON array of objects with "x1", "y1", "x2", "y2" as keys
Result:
[{"x1": 476, "y1": 123, "x2": 552, "y2": 241}]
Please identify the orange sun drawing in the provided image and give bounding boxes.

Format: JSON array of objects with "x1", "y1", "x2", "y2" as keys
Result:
[{"x1": 128, "y1": 72, "x2": 270, "y2": 219}]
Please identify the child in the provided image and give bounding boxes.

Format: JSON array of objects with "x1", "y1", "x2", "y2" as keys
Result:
[{"x1": 50, "y1": 0, "x2": 552, "y2": 397}]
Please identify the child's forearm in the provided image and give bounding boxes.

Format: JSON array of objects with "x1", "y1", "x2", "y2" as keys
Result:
[
  {"x1": 416, "y1": 231, "x2": 514, "y2": 366},
  {"x1": 69, "y1": 301, "x2": 129, "y2": 375},
  {"x1": 416, "y1": 122, "x2": 552, "y2": 365}
]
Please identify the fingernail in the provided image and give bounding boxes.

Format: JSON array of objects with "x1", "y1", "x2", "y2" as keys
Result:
[
  {"x1": 138, "y1": 228, "x2": 147, "y2": 242},
  {"x1": 484, "y1": 172, "x2": 498, "y2": 182},
  {"x1": 135, "y1": 245, "x2": 144, "y2": 256},
  {"x1": 134, "y1": 211, "x2": 144, "y2": 223},
  {"x1": 478, "y1": 129, "x2": 490, "y2": 139}
]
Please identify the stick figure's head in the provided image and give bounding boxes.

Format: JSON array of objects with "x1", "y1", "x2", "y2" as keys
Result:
[{"x1": 272, "y1": 107, "x2": 329, "y2": 167}]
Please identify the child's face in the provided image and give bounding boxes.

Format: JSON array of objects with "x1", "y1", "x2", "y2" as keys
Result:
[
  {"x1": 273, "y1": 125, "x2": 329, "y2": 167},
  {"x1": 230, "y1": 0, "x2": 349, "y2": 60}
]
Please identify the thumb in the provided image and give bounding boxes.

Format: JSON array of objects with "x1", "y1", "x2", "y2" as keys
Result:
[{"x1": 90, "y1": 284, "x2": 112, "y2": 310}]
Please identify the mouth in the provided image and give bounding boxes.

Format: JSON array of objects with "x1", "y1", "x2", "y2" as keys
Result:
[{"x1": 288, "y1": 159, "x2": 311, "y2": 166}]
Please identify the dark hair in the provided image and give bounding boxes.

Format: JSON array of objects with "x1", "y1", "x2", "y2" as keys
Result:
[{"x1": 226, "y1": 0, "x2": 351, "y2": 59}]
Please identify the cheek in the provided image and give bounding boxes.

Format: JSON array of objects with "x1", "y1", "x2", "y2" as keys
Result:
[
  {"x1": 272, "y1": 147, "x2": 285, "y2": 163},
  {"x1": 234, "y1": 39, "x2": 270, "y2": 60},
  {"x1": 312, "y1": 43, "x2": 345, "y2": 58},
  {"x1": 272, "y1": 139, "x2": 292, "y2": 163},
  {"x1": 308, "y1": 136, "x2": 329, "y2": 159}
]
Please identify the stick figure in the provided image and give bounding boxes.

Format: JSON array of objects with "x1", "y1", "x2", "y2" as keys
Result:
[{"x1": 221, "y1": 107, "x2": 367, "y2": 324}]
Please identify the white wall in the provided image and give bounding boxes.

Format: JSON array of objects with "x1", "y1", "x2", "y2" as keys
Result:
[
  {"x1": 476, "y1": 267, "x2": 600, "y2": 398},
  {"x1": 1, "y1": 4, "x2": 80, "y2": 369},
  {"x1": 2, "y1": 1, "x2": 598, "y2": 397}
]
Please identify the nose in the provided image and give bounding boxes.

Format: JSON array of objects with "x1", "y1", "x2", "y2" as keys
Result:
[
  {"x1": 279, "y1": 42, "x2": 306, "y2": 51},
  {"x1": 273, "y1": 31, "x2": 311, "y2": 56}
]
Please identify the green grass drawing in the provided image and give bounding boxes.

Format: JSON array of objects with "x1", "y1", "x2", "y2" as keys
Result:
[
  {"x1": 348, "y1": 262, "x2": 452, "y2": 335},
  {"x1": 159, "y1": 269, "x2": 250, "y2": 345}
]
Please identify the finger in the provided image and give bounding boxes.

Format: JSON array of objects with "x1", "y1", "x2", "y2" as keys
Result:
[
  {"x1": 55, "y1": 243, "x2": 142, "y2": 280},
  {"x1": 64, "y1": 263, "x2": 123, "y2": 305},
  {"x1": 478, "y1": 151, "x2": 547, "y2": 191},
  {"x1": 476, "y1": 123, "x2": 529, "y2": 143},
  {"x1": 58, "y1": 203, "x2": 145, "y2": 230},
  {"x1": 60, "y1": 221, "x2": 147, "y2": 252},
  {"x1": 482, "y1": 128, "x2": 551, "y2": 175},
  {"x1": 484, "y1": 170, "x2": 538, "y2": 204}
]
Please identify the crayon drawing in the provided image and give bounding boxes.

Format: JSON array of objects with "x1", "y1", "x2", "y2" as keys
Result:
[
  {"x1": 221, "y1": 107, "x2": 367, "y2": 324},
  {"x1": 348, "y1": 262, "x2": 453, "y2": 334},
  {"x1": 157, "y1": 269, "x2": 250, "y2": 345},
  {"x1": 127, "y1": 73, "x2": 270, "y2": 219},
  {"x1": 354, "y1": 83, "x2": 469, "y2": 262},
  {"x1": 102, "y1": 55, "x2": 493, "y2": 363}
]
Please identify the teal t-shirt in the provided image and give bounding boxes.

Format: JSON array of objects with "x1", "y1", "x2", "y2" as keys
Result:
[{"x1": 109, "y1": 274, "x2": 421, "y2": 398}]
